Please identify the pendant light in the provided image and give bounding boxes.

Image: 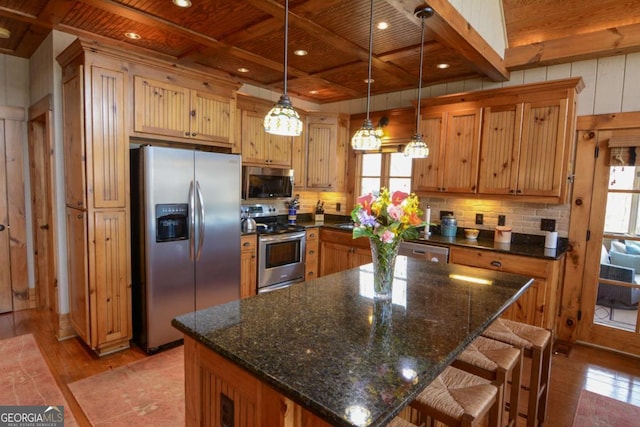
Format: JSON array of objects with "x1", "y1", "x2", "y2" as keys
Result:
[
  {"x1": 351, "y1": 0, "x2": 381, "y2": 150},
  {"x1": 264, "y1": 0, "x2": 303, "y2": 136},
  {"x1": 404, "y1": 6, "x2": 434, "y2": 158}
]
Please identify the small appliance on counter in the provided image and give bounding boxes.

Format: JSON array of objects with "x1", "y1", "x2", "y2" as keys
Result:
[{"x1": 314, "y1": 200, "x2": 325, "y2": 224}]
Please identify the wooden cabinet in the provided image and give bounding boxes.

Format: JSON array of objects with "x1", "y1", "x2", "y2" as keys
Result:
[
  {"x1": 449, "y1": 246, "x2": 564, "y2": 331},
  {"x1": 305, "y1": 113, "x2": 349, "y2": 191},
  {"x1": 133, "y1": 76, "x2": 236, "y2": 146},
  {"x1": 305, "y1": 228, "x2": 319, "y2": 280},
  {"x1": 319, "y1": 229, "x2": 371, "y2": 277},
  {"x1": 58, "y1": 40, "x2": 131, "y2": 355},
  {"x1": 479, "y1": 98, "x2": 570, "y2": 200},
  {"x1": 240, "y1": 109, "x2": 292, "y2": 166},
  {"x1": 412, "y1": 108, "x2": 482, "y2": 194},
  {"x1": 240, "y1": 234, "x2": 257, "y2": 298},
  {"x1": 412, "y1": 78, "x2": 583, "y2": 203}
]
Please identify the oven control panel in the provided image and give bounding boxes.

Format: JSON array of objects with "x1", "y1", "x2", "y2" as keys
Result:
[{"x1": 242, "y1": 204, "x2": 278, "y2": 218}]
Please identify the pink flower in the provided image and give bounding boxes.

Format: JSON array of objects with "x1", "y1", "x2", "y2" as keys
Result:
[
  {"x1": 380, "y1": 229, "x2": 395, "y2": 243},
  {"x1": 387, "y1": 204, "x2": 404, "y2": 221},
  {"x1": 391, "y1": 191, "x2": 408, "y2": 205}
]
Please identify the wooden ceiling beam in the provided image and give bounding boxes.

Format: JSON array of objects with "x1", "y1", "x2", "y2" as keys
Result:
[
  {"x1": 506, "y1": 23, "x2": 640, "y2": 69},
  {"x1": 386, "y1": 0, "x2": 509, "y2": 82}
]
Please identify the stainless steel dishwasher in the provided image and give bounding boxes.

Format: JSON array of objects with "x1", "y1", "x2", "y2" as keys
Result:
[{"x1": 398, "y1": 241, "x2": 449, "y2": 263}]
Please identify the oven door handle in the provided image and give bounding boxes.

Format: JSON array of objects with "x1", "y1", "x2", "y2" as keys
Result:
[
  {"x1": 258, "y1": 282, "x2": 294, "y2": 294},
  {"x1": 259, "y1": 232, "x2": 306, "y2": 243}
]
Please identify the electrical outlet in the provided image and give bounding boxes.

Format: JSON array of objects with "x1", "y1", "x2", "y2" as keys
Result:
[
  {"x1": 498, "y1": 215, "x2": 506, "y2": 226},
  {"x1": 475, "y1": 213, "x2": 483, "y2": 225},
  {"x1": 440, "y1": 210, "x2": 454, "y2": 219},
  {"x1": 221, "y1": 393, "x2": 234, "y2": 427},
  {"x1": 541, "y1": 218, "x2": 556, "y2": 231}
]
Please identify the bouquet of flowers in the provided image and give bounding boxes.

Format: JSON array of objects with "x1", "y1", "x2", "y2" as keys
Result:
[{"x1": 350, "y1": 188, "x2": 423, "y2": 243}]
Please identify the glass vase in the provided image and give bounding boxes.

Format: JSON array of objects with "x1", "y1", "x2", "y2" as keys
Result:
[{"x1": 369, "y1": 237, "x2": 400, "y2": 300}]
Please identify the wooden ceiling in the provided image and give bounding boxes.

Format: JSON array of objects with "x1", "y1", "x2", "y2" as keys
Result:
[{"x1": 1, "y1": 0, "x2": 640, "y2": 103}]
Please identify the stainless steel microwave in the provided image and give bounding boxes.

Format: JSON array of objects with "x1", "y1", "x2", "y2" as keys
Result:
[{"x1": 242, "y1": 166, "x2": 294, "y2": 199}]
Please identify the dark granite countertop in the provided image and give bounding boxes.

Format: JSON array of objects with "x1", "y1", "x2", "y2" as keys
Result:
[{"x1": 172, "y1": 258, "x2": 533, "y2": 427}]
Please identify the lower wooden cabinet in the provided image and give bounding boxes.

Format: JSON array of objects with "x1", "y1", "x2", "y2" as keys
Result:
[
  {"x1": 305, "y1": 228, "x2": 319, "y2": 280},
  {"x1": 184, "y1": 336, "x2": 332, "y2": 427},
  {"x1": 240, "y1": 234, "x2": 257, "y2": 298},
  {"x1": 319, "y1": 229, "x2": 372, "y2": 277},
  {"x1": 449, "y1": 246, "x2": 563, "y2": 331}
]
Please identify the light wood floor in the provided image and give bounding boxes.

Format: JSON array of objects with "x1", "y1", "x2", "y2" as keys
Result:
[{"x1": 2, "y1": 307, "x2": 639, "y2": 427}]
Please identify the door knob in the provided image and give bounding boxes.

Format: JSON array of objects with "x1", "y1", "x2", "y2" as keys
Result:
[{"x1": 0, "y1": 224, "x2": 5, "y2": 231}]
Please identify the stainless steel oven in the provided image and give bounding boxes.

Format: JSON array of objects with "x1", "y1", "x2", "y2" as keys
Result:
[{"x1": 258, "y1": 231, "x2": 306, "y2": 293}]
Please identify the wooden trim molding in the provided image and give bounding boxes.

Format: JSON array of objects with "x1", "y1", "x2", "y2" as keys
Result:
[
  {"x1": 56, "y1": 313, "x2": 77, "y2": 341},
  {"x1": 577, "y1": 111, "x2": 640, "y2": 131}
]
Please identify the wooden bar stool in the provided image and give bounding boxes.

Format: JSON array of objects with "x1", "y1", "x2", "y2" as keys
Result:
[
  {"x1": 409, "y1": 366, "x2": 499, "y2": 427},
  {"x1": 481, "y1": 318, "x2": 552, "y2": 427},
  {"x1": 453, "y1": 335, "x2": 522, "y2": 427}
]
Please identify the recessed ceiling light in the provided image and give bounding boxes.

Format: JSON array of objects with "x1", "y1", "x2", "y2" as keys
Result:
[
  {"x1": 172, "y1": 0, "x2": 192, "y2": 7},
  {"x1": 0, "y1": 27, "x2": 10, "y2": 39},
  {"x1": 294, "y1": 49, "x2": 308, "y2": 56},
  {"x1": 376, "y1": 22, "x2": 389, "y2": 30},
  {"x1": 364, "y1": 78, "x2": 375, "y2": 84},
  {"x1": 436, "y1": 63, "x2": 450, "y2": 69},
  {"x1": 237, "y1": 67, "x2": 250, "y2": 73},
  {"x1": 125, "y1": 32, "x2": 141, "y2": 40}
]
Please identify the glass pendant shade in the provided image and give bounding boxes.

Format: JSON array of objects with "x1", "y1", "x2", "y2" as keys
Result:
[
  {"x1": 264, "y1": 0, "x2": 302, "y2": 137},
  {"x1": 352, "y1": 119, "x2": 382, "y2": 150},
  {"x1": 404, "y1": 133, "x2": 429, "y2": 158},
  {"x1": 263, "y1": 94, "x2": 303, "y2": 136}
]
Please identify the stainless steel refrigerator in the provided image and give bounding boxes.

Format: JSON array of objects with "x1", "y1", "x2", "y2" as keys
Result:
[{"x1": 131, "y1": 145, "x2": 241, "y2": 352}]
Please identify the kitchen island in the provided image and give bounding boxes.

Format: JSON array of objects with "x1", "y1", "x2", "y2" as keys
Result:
[{"x1": 172, "y1": 257, "x2": 534, "y2": 427}]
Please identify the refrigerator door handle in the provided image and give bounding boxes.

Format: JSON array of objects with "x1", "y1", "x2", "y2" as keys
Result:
[
  {"x1": 195, "y1": 180, "x2": 205, "y2": 261},
  {"x1": 189, "y1": 180, "x2": 196, "y2": 261}
]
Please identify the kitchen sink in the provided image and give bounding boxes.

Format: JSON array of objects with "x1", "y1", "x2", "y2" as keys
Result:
[{"x1": 335, "y1": 223, "x2": 355, "y2": 229}]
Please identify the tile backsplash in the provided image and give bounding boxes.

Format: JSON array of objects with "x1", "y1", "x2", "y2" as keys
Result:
[{"x1": 421, "y1": 197, "x2": 570, "y2": 238}]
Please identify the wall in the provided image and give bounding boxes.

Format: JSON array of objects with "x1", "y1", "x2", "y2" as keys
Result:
[
  {"x1": 315, "y1": 52, "x2": 640, "y2": 238},
  {"x1": 449, "y1": 0, "x2": 506, "y2": 59}
]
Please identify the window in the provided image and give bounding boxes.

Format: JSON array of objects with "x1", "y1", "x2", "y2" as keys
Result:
[
  {"x1": 605, "y1": 166, "x2": 640, "y2": 235},
  {"x1": 358, "y1": 153, "x2": 412, "y2": 196}
]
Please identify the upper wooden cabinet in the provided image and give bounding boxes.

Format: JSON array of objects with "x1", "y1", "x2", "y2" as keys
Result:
[
  {"x1": 412, "y1": 108, "x2": 482, "y2": 194},
  {"x1": 305, "y1": 113, "x2": 349, "y2": 191},
  {"x1": 237, "y1": 95, "x2": 293, "y2": 167},
  {"x1": 412, "y1": 78, "x2": 584, "y2": 203},
  {"x1": 133, "y1": 76, "x2": 236, "y2": 146}
]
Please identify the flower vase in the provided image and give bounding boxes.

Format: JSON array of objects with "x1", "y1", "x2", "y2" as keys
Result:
[{"x1": 369, "y1": 237, "x2": 400, "y2": 300}]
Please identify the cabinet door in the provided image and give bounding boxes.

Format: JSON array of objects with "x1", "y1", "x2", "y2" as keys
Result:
[
  {"x1": 66, "y1": 207, "x2": 89, "y2": 344},
  {"x1": 501, "y1": 278, "x2": 544, "y2": 327},
  {"x1": 241, "y1": 109, "x2": 269, "y2": 164},
  {"x1": 441, "y1": 108, "x2": 482, "y2": 193},
  {"x1": 320, "y1": 242, "x2": 352, "y2": 276},
  {"x1": 240, "y1": 235, "x2": 257, "y2": 298},
  {"x1": 92, "y1": 210, "x2": 130, "y2": 348},
  {"x1": 63, "y1": 70, "x2": 86, "y2": 209},
  {"x1": 307, "y1": 122, "x2": 337, "y2": 189},
  {"x1": 333, "y1": 115, "x2": 349, "y2": 192},
  {"x1": 412, "y1": 112, "x2": 446, "y2": 193},
  {"x1": 133, "y1": 76, "x2": 190, "y2": 138},
  {"x1": 91, "y1": 66, "x2": 126, "y2": 209},
  {"x1": 517, "y1": 98, "x2": 568, "y2": 198},
  {"x1": 267, "y1": 133, "x2": 292, "y2": 166},
  {"x1": 190, "y1": 90, "x2": 233, "y2": 144},
  {"x1": 351, "y1": 247, "x2": 373, "y2": 268},
  {"x1": 478, "y1": 104, "x2": 523, "y2": 195}
]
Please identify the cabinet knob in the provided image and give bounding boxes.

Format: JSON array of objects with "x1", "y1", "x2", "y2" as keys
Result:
[
  {"x1": 191, "y1": 132, "x2": 196, "y2": 137},
  {"x1": 191, "y1": 109, "x2": 196, "y2": 117},
  {"x1": 509, "y1": 189, "x2": 515, "y2": 193},
  {"x1": 185, "y1": 131, "x2": 190, "y2": 136},
  {"x1": 516, "y1": 189, "x2": 522, "y2": 194},
  {"x1": 309, "y1": 250, "x2": 315, "y2": 255},
  {"x1": 0, "y1": 224, "x2": 5, "y2": 232}
]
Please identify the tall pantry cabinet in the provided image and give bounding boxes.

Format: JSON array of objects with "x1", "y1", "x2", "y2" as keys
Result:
[{"x1": 58, "y1": 40, "x2": 131, "y2": 355}]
